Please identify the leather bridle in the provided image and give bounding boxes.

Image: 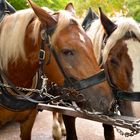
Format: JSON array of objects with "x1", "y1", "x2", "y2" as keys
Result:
[{"x1": 43, "y1": 26, "x2": 107, "y2": 91}]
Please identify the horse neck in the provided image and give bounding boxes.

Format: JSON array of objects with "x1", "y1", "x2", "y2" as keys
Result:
[{"x1": 6, "y1": 19, "x2": 40, "y2": 88}]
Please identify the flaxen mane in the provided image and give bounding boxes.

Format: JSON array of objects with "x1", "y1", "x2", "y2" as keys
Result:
[
  {"x1": 51, "y1": 10, "x2": 81, "y2": 44},
  {"x1": 0, "y1": 9, "x2": 35, "y2": 70},
  {"x1": 86, "y1": 19, "x2": 105, "y2": 63},
  {"x1": 0, "y1": 7, "x2": 52, "y2": 70}
]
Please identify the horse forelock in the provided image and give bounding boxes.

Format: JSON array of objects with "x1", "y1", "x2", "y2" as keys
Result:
[
  {"x1": 102, "y1": 17, "x2": 140, "y2": 64},
  {"x1": 51, "y1": 10, "x2": 81, "y2": 44},
  {"x1": 0, "y1": 8, "x2": 37, "y2": 70}
]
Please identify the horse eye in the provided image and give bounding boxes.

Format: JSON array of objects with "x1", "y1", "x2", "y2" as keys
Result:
[
  {"x1": 61, "y1": 49, "x2": 74, "y2": 56},
  {"x1": 109, "y1": 57, "x2": 119, "y2": 66}
]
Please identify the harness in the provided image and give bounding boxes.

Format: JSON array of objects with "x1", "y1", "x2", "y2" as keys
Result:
[{"x1": 43, "y1": 27, "x2": 107, "y2": 90}]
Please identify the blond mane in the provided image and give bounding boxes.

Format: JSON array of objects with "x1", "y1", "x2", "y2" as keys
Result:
[
  {"x1": 0, "y1": 9, "x2": 35, "y2": 70},
  {"x1": 0, "y1": 6, "x2": 81, "y2": 70},
  {"x1": 87, "y1": 19, "x2": 105, "y2": 63},
  {"x1": 0, "y1": 7, "x2": 55, "y2": 70},
  {"x1": 87, "y1": 17, "x2": 140, "y2": 64}
]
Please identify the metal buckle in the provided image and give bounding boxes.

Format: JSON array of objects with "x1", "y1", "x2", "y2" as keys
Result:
[
  {"x1": 102, "y1": 34, "x2": 108, "y2": 47},
  {"x1": 39, "y1": 49, "x2": 46, "y2": 60}
]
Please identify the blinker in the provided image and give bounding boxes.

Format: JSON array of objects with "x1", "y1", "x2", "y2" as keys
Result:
[{"x1": 39, "y1": 49, "x2": 46, "y2": 61}]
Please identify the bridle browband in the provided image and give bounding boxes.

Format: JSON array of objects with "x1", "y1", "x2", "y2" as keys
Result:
[
  {"x1": 102, "y1": 30, "x2": 140, "y2": 102},
  {"x1": 43, "y1": 26, "x2": 107, "y2": 90}
]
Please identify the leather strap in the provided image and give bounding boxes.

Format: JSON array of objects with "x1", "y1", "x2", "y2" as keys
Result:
[
  {"x1": 116, "y1": 91, "x2": 140, "y2": 101},
  {"x1": 73, "y1": 69, "x2": 106, "y2": 90}
]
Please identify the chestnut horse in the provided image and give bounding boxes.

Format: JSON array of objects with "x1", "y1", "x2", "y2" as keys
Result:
[
  {"x1": 51, "y1": 7, "x2": 115, "y2": 140},
  {"x1": 84, "y1": 8, "x2": 140, "y2": 140},
  {"x1": 0, "y1": 0, "x2": 113, "y2": 140}
]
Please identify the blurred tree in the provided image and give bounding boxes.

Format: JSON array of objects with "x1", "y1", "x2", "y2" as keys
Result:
[
  {"x1": 70, "y1": 0, "x2": 125, "y2": 17},
  {"x1": 7, "y1": 0, "x2": 140, "y2": 22},
  {"x1": 125, "y1": 0, "x2": 140, "y2": 22},
  {"x1": 8, "y1": 0, "x2": 70, "y2": 10},
  {"x1": 8, "y1": 0, "x2": 27, "y2": 10}
]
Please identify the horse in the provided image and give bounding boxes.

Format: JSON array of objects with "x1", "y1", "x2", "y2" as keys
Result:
[
  {"x1": 51, "y1": 9, "x2": 96, "y2": 139},
  {"x1": 52, "y1": 111, "x2": 66, "y2": 140},
  {"x1": 52, "y1": 8, "x2": 114, "y2": 140},
  {"x1": 50, "y1": 6, "x2": 113, "y2": 140},
  {"x1": 82, "y1": 7, "x2": 98, "y2": 31},
  {"x1": 0, "y1": 0, "x2": 114, "y2": 140},
  {"x1": 85, "y1": 8, "x2": 140, "y2": 140}
]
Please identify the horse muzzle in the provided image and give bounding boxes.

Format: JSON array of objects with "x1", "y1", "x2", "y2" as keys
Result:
[{"x1": 76, "y1": 84, "x2": 113, "y2": 114}]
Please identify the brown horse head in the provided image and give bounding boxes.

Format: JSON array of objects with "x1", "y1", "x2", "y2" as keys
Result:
[
  {"x1": 0, "y1": 0, "x2": 113, "y2": 113},
  {"x1": 27, "y1": 0, "x2": 114, "y2": 113},
  {"x1": 97, "y1": 9, "x2": 140, "y2": 116}
]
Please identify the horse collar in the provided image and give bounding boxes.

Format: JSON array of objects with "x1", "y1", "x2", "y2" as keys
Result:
[{"x1": 0, "y1": 71, "x2": 44, "y2": 111}]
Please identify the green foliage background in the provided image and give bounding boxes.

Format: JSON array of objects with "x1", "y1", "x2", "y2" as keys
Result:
[
  {"x1": 125, "y1": 0, "x2": 140, "y2": 22},
  {"x1": 8, "y1": 0, "x2": 140, "y2": 22}
]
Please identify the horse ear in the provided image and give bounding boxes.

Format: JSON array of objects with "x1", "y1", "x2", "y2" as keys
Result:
[
  {"x1": 82, "y1": 7, "x2": 99, "y2": 30},
  {"x1": 28, "y1": 0, "x2": 57, "y2": 28},
  {"x1": 89, "y1": 7, "x2": 98, "y2": 20},
  {"x1": 65, "y1": 3, "x2": 75, "y2": 15},
  {"x1": 99, "y1": 7, "x2": 117, "y2": 36}
]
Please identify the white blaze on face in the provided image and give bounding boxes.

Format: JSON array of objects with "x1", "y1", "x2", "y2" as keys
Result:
[
  {"x1": 78, "y1": 32, "x2": 85, "y2": 43},
  {"x1": 127, "y1": 39, "x2": 140, "y2": 91},
  {"x1": 127, "y1": 39, "x2": 140, "y2": 117}
]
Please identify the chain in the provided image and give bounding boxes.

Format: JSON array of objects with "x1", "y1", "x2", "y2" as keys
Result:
[
  {"x1": 0, "y1": 75, "x2": 83, "y2": 104},
  {"x1": 0, "y1": 82, "x2": 41, "y2": 93},
  {"x1": 49, "y1": 99, "x2": 140, "y2": 137},
  {"x1": 2, "y1": 75, "x2": 140, "y2": 137},
  {"x1": 0, "y1": 77, "x2": 59, "y2": 101},
  {"x1": 114, "y1": 126, "x2": 139, "y2": 137}
]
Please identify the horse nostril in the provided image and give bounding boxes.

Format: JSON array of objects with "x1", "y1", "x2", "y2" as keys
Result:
[
  {"x1": 77, "y1": 94, "x2": 86, "y2": 102},
  {"x1": 99, "y1": 98, "x2": 109, "y2": 112}
]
